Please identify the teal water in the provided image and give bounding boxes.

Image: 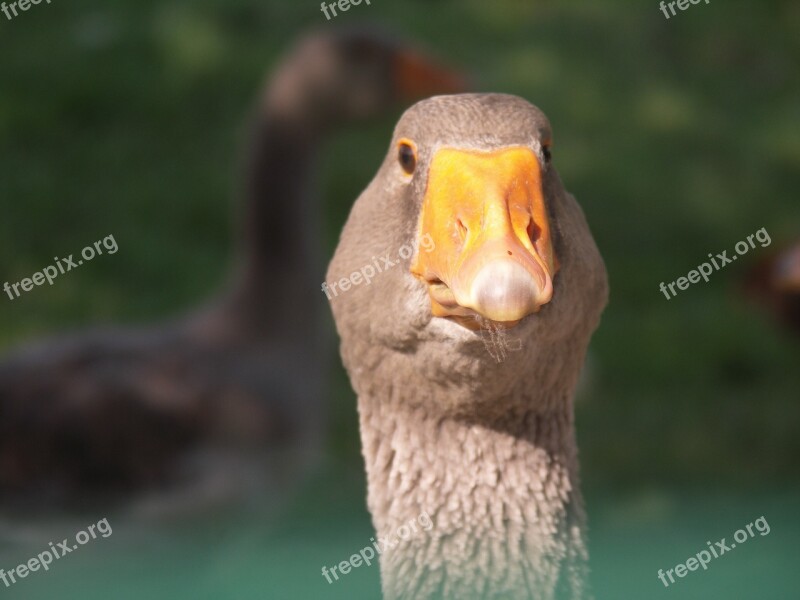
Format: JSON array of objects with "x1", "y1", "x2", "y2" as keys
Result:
[{"x1": 1, "y1": 467, "x2": 797, "y2": 599}]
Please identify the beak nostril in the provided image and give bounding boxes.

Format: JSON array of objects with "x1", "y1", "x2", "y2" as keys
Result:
[
  {"x1": 507, "y1": 250, "x2": 512, "y2": 256},
  {"x1": 527, "y1": 219, "x2": 540, "y2": 243},
  {"x1": 456, "y1": 219, "x2": 468, "y2": 242}
]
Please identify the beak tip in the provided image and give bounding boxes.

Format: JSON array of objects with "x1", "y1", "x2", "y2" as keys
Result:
[{"x1": 463, "y1": 260, "x2": 551, "y2": 322}]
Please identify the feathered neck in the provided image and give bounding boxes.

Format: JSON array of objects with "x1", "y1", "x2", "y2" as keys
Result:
[{"x1": 351, "y1": 331, "x2": 592, "y2": 600}]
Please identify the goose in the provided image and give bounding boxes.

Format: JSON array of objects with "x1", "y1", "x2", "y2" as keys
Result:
[
  {"x1": 327, "y1": 94, "x2": 608, "y2": 600},
  {"x1": 743, "y1": 241, "x2": 800, "y2": 337},
  {"x1": 0, "y1": 28, "x2": 464, "y2": 506}
]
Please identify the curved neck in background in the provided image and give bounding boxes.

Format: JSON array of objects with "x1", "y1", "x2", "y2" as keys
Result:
[{"x1": 221, "y1": 110, "x2": 324, "y2": 338}]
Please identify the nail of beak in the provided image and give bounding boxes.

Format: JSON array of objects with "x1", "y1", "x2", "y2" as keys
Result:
[{"x1": 464, "y1": 260, "x2": 551, "y2": 323}]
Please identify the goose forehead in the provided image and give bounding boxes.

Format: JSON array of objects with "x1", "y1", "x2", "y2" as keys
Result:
[
  {"x1": 418, "y1": 139, "x2": 549, "y2": 160},
  {"x1": 394, "y1": 94, "x2": 552, "y2": 147}
]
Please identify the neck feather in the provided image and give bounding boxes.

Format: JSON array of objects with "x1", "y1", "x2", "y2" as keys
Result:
[{"x1": 356, "y1": 364, "x2": 590, "y2": 600}]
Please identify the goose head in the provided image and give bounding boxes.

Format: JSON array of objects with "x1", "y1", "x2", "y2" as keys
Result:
[
  {"x1": 328, "y1": 94, "x2": 608, "y2": 399},
  {"x1": 264, "y1": 28, "x2": 466, "y2": 132}
]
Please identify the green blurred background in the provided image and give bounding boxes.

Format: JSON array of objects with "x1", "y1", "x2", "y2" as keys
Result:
[{"x1": 1, "y1": 0, "x2": 798, "y2": 598}]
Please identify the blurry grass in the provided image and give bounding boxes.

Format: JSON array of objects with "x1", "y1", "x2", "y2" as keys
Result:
[{"x1": 1, "y1": 0, "x2": 799, "y2": 495}]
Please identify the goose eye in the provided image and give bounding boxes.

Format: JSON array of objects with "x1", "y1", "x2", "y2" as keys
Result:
[
  {"x1": 398, "y1": 140, "x2": 417, "y2": 175},
  {"x1": 542, "y1": 145, "x2": 552, "y2": 164}
]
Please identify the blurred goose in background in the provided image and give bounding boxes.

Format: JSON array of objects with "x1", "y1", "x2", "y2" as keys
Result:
[
  {"x1": 743, "y1": 241, "x2": 800, "y2": 337},
  {"x1": 0, "y1": 27, "x2": 464, "y2": 509}
]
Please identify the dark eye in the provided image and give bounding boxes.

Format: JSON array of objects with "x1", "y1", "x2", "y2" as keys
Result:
[
  {"x1": 542, "y1": 145, "x2": 552, "y2": 164},
  {"x1": 398, "y1": 139, "x2": 417, "y2": 175}
]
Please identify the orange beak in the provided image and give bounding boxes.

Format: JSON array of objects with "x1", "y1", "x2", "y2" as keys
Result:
[
  {"x1": 393, "y1": 50, "x2": 467, "y2": 101},
  {"x1": 410, "y1": 147, "x2": 558, "y2": 329}
]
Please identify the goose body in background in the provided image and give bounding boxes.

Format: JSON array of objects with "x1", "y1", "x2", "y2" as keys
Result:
[
  {"x1": 328, "y1": 94, "x2": 608, "y2": 599},
  {"x1": 0, "y1": 28, "x2": 463, "y2": 507}
]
